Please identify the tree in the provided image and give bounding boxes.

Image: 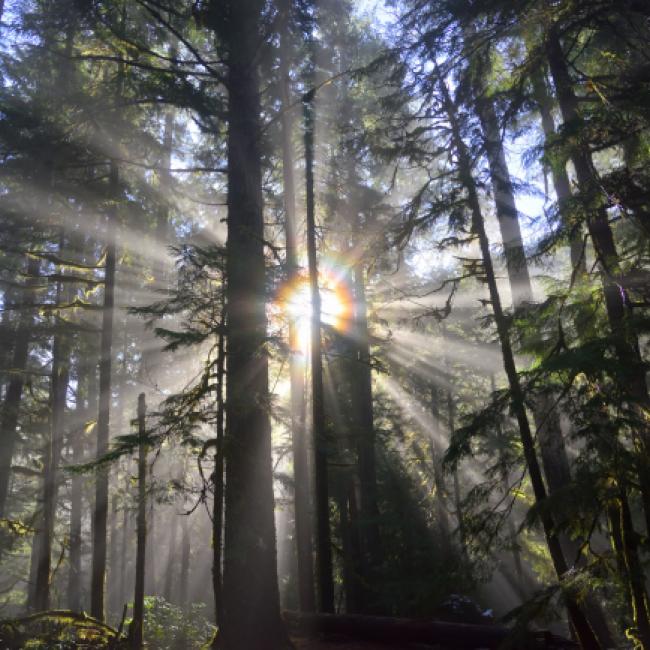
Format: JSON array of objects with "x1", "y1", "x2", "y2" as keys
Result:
[
  {"x1": 129, "y1": 393, "x2": 147, "y2": 650},
  {"x1": 278, "y1": 0, "x2": 315, "y2": 613},
  {"x1": 209, "y1": 0, "x2": 291, "y2": 647}
]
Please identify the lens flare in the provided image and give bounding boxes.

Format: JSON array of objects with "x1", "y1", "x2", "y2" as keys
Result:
[{"x1": 277, "y1": 264, "x2": 354, "y2": 354}]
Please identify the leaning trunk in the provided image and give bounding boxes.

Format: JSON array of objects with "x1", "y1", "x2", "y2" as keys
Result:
[
  {"x1": 473, "y1": 76, "x2": 576, "y2": 504},
  {"x1": 545, "y1": 24, "x2": 650, "y2": 540},
  {"x1": 529, "y1": 64, "x2": 585, "y2": 275},
  {"x1": 438, "y1": 68, "x2": 600, "y2": 649}
]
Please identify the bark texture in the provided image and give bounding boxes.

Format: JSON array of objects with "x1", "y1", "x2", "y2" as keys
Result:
[{"x1": 212, "y1": 1, "x2": 291, "y2": 647}]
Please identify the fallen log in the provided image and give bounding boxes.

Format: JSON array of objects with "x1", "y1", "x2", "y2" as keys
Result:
[
  {"x1": 283, "y1": 610, "x2": 578, "y2": 649},
  {"x1": 0, "y1": 609, "x2": 125, "y2": 649}
]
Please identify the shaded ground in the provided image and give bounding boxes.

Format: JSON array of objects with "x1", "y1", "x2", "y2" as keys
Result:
[{"x1": 292, "y1": 636, "x2": 443, "y2": 649}]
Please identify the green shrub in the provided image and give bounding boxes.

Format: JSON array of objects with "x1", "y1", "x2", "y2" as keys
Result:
[{"x1": 141, "y1": 597, "x2": 215, "y2": 650}]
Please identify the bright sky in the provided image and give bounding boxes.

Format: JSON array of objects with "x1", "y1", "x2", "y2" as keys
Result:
[{"x1": 353, "y1": 0, "x2": 393, "y2": 26}]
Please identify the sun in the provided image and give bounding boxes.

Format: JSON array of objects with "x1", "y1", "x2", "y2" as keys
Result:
[{"x1": 278, "y1": 267, "x2": 354, "y2": 354}]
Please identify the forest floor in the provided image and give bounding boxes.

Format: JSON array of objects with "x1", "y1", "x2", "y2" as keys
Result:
[
  {"x1": 292, "y1": 636, "x2": 443, "y2": 649},
  {"x1": 292, "y1": 637, "x2": 387, "y2": 649}
]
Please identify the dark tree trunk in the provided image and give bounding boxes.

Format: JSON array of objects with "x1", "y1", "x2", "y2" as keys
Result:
[
  {"x1": 0, "y1": 256, "x2": 39, "y2": 519},
  {"x1": 351, "y1": 262, "x2": 382, "y2": 605},
  {"x1": 179, "y1": 513, "x2": 189, "y2": 608},
  {"x1": 163, "y1": 508, "x2": 178, "y2": 603},
  {"x1": 118, "y1": 496, "x2": 129, "y2": 610},
  {"x1": 473, "y1": 55, "x2": 613, "y2": 646},
  {"x1": 474, "y1": 95, "x2": 532, "y2": 307},
  {"x1": 446, "y1": 385, "x2": 467, "y2": 555},
  {"x1": 437, "y1": 68, "x2": 600, "y2": 650},
  {"x1": 490, "y1": 376, "x2": 524, "y2": 588},
  {"x1": 211, "y1": 1, "x2": 290, "y2": 647},
  {"x1": 91, "y1": 160, "x2": 118, "y2": 621},
  {"x1": 428, "y1": 386, "x2": 450, "y2": 544},
  {"x1": 146, "y1": 497, "x2": 156, "y2": 596},
  {"x1": 529, "y1": 65, "x2": 585, "y2": 275},
  {"x1": 129, "y1": 394, "x2": 147, "y2": 650},
  {"x1": 335, "y1": 482, "x2": 363, "y2": 614},
  {"x1": 35, "y1": 237, "x2": 71, "y2": 611},
  {"x1": 303, "y1": 86, "x2": 335, "y2": 614},
  {"x1": 545, "y1": 24, "x2": 650, "y2": 540},
  {"x1": 278, "y1": 0, "x2": 315, "y2": 614},
  {"x1": 618, "y1": 489, "x2": 650, "y2": 648},
  {"x1": 34, "y1": 19, "x2": 77, "y2": 610},
  {"x1": 68, "y1": 374, "x2": 87, "y2": 612},
  {"x1": 26, "y1": 510, "x2": 43, "y2": 612},
  {"x1": 69, "y1": 344, "x2": 98, "y2": 611},
  {"x1": 607, "y1": 485, "x2": 650, "y2": 648},
  {"x1": 108, "y1": 494, "x2": 120, "y2": 615},
  {"x1": 212, "y1": 309, "x2": 225, "y2": 625},
  {"x1": 474, "y1": 72, "x2": 576, "y2": 508},
  {"x1": 0, "y1": 289, "x2": 14, "y2": 402}
]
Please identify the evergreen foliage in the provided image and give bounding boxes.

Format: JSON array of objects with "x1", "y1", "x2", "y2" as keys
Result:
[{"x1": 0, "y1": 0, "x2": 649, "y2": 647}]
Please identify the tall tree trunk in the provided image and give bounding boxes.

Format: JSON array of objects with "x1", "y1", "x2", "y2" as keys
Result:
[
  {"x1": 428, "y1": 386, "x2": 450, "y2": 544},
  {"x1": 335, "y1": 481, "x2": 363, "y2": 614},
  {"x1": 26, "y1": 509, "x2": 43, "y2": 611},
  {"x1": 68, "y1": 371, "x2": 87, "y2": 612},
  {"x1": 91, "y1": 160, "x2": 118, "y2": 621},
  {"x1": 108, "y1": 322, "x2": 128, "y2": 615},
  {"x1": 31, "y1": 16, "x2": 77, "y2": 608},
  {"x1": 211, "y1": 1, "x2": 290, "y2": 647},
  {"x1": 617, "y1": 488, "x2": 650, "y2": 647},
  {"x1": 0, "y1": 256, "x2": 39, "y2": 519},
  {"x1": 490, "y1": 376, "x2": 524, "y2": 588},
  {"x1": 278, "y1": 0, "x2": 315, "y2": 614},
  {"x1": 545, "y1": 23, "x2": 650, "y2": 541},
  {"x1": 108, "y1": 493, "x2": 120, "y2": 615},
  {"x1": 118, "y1": 496, "x2": 129, "y2": 611},
  {"x1": 0, "y1": 288, "x2": 14, "y2": 403},
  {"x1": 303, "y1": 86, "x2": 335, "y2": 615},
  {"x1": 437, "y1": 68, "x2": 600, "y2": 650},
  {"x1": 473, "y1": 58, "x2": 613, "y2": 646},
  {"x1": 179, "y1": 512, "x2": 190, "y2": 608},
  {"x1": 473, "y1": 75, "x2": 576, "y2": 500},
  {"x1": 35, "y1": 233, "x2": 71, "y2": 611},
  {"x1": 212, "y1": 309, "x2": 225, "y2": 625},
  {"x1": 163, "y1": 508, "x2": 178, "y2": 603},
  {"x1": 129, "y1": 394, "x2": 147, "y2": 650},
  {"x1": 445, "y1": 384, "x2": 467, "y2": 555},
  {"x1": 474, "y1": 97, "x2": 533, "y2": 307},
  {"x1": 529, "y1": 65, "x2": 585, "y2": 275},
  {"x1": 69, "y1": 343, "x2": 98, "y2": 611},
  {"x1": 146, "y1": 496, "x2": 156, "y2": 596},
  {"x1": 351, "y1": 262, "x2": 382, "y2": 608}
]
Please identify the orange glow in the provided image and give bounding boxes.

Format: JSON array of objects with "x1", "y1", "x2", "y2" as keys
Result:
[{"x1": 277, "y1": 266, "x2": 354, "y2": 353}]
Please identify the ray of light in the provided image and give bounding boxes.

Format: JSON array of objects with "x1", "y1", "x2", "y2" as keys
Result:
[
  {"x1": 378, "y1": 374, "x2": 484, "y2": 486},
  {"x1": 275, "y1": 257, "x2": 355, "y2": 354},
  {"x1": 391, "y1": 328, "x2": 505, "y2": 376}
]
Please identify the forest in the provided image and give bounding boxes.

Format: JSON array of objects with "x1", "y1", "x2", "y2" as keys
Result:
[{"x1": 0, "y1": 0, "x2": 649, "y2": 648}]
